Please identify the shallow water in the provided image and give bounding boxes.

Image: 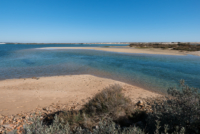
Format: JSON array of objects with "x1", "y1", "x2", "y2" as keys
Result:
[{"x1": 0, "y1": 44, "x2": 200, "y2": 92}]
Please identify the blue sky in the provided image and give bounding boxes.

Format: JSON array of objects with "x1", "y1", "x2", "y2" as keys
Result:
[{"x1": 0, "y1": 0, "x2": 200, "y2": 43}]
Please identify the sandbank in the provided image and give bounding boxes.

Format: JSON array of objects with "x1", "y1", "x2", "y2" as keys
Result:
[
  {"x1": 39, "y1": 46, "x2": 200, "y2": 56},
  {"x1": 0, "y1": 75, "x2": 159, "y2": 116}
]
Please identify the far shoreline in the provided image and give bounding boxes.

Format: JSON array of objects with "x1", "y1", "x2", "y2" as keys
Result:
[{"x1": 38, "y1": 46, "x2": 200, "y2": 56}]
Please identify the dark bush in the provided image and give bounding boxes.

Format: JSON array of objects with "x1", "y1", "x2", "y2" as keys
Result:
[
  {"x1": 83, "y1": 84, "x2": 133, "y2": 117},
  {"x1": 146, "y1": 80, "x2": 200, "y2": 133},
  {"x1": 129, "y1": 42, "x2": 200, "y2": 51}
]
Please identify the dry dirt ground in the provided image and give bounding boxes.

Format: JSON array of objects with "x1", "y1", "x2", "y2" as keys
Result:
[{"x1": 0, "y1": 75, "x2": 159, "y2": 116}]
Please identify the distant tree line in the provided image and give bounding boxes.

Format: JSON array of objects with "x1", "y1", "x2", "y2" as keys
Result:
[{"x1": 129, "y1": 42, "x2": 200, "y2": 51}]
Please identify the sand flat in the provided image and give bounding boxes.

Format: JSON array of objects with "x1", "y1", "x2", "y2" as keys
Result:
[
  {"x1": 39, "y1": 46, "x2": 200, "y2": 56},
  {"x1": 0, "y1": 75, "x2": 159, "y2": 115}
]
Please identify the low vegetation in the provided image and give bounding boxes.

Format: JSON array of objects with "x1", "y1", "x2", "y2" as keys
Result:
[
  {"x1": 129, "y1": 42, "x2": 200, "y2": 51},
  {"x1": 9, "y1": 81, "x2": 200, "y2": 134},
  {"x1": 145, "y1": 80, "x2": 200, "y2": 133}
]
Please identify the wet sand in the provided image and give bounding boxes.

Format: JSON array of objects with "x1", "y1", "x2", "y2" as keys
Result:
[
  {"x1": 39, "y1": 46, "x2": 200, "y2": 56},
  {"x1": 0, "y1": 75, "x2": 159, "y2": 116}
]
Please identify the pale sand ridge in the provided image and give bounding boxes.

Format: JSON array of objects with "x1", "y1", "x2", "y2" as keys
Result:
[
  {"x1": 0, "y1": 75, "x2": 159, "y2": 115},
  {"x1": 39, "y1": 46, "x2": 200, "y2": 56}
]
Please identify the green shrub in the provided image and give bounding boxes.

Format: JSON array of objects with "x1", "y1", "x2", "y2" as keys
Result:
[
  {"x1": 83, "y1": 84, "x2": 133, "y2": 117},
  {"x1": 22, "y1": 115, "x2": 71, "y2": 134},
  {"x1": 146, "y1": 80, "x2": 200, "y2": 133},
  {"x1": 57, "y1": 111, "x2": 85, "y2": 128},
  {"x1": 19, "y1": 115, "x2": 145, "y2": 134}
]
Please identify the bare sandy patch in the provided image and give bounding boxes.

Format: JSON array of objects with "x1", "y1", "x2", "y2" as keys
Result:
[{"x1": 0, "y1": 75, "x2": 159, "y2": 116}]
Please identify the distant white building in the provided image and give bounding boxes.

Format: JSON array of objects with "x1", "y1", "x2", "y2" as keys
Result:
[{"x1": 0, "y1": 43, "x2": 5, "y2": 44}]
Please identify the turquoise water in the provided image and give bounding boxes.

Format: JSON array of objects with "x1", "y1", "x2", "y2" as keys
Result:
[{"x1": 0, "y1": 44, "x2": 200, "y2": 92}]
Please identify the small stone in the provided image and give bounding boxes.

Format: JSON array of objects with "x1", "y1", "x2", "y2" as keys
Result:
[
  {"x1": 17, "y1": 125, "x2": 23, "y2": 132},
  {"x1": 32, "y1": 77, "x2": 39, "y2": 80},
  {"x1": 2, "y1": 124, "x2": 13, "y2": 129},
  {"x1": 71, "y1": 106, "x2": 75, "y2": 110},
  {"x1": 9, "y1": 115, "x2": 14, "y2": 119},
  {"x1": 0, "y1": 120, "x2": 5, "y2": 125},
  {"x1": 8, "y1": 119, "x2": 13, "y2": 124},
  {"x1": 56, "y1": 106, "x2": 60, "y2": 109},
  {"x1": 0, "y1": 128, "x2": 3, "y2": 133},
  {"x1": 14, "y1": 116, "x2": 21, "y2": 121},
  {"x1": 137, "y1": 100, "x2": 144, "y2": 106},
  {"x1": 12, "y1": 125, "x2": 17, "y2": 129}
]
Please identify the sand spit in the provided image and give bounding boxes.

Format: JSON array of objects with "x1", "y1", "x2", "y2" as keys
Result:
[
  {"x1": 0, "y1": 75, "x2": 159, "y2": 116},
  {"x1": 39, "y1": 46, "x2": 200, "y2": 56}
]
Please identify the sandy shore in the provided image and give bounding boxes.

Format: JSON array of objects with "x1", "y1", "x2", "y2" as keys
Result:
[
  {"x1": 39, "y1": 46, "x2": 200, "y2": 56},
  {"x1": 0, "y1": 75, "x2": 159, "y2": 116}
]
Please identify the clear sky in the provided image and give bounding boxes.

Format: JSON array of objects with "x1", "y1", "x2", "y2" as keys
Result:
[{"x1": 0, "y1": 0, "x2": 200, "y2": 43}]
